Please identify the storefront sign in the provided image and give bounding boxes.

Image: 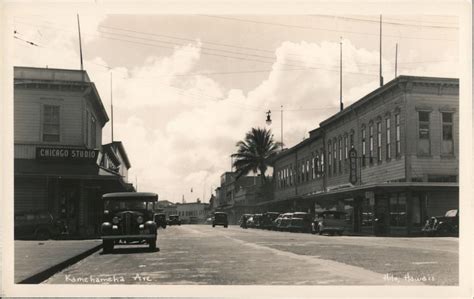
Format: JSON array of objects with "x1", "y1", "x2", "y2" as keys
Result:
[
  {"x1": 36, "y1": 147, "x2": 99, "y2": 162},
  {"x1": 349, "y1": 148, "x2": 358, "y2": 184}
]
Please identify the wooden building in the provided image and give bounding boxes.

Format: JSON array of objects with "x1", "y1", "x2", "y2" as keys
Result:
[{"x1": 267, "y1": 76, "x2": 459, "y2": 236}]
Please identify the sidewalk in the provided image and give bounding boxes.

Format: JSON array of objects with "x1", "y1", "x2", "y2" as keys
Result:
[{"x1": 15, "y1": 239, "x2": 102, "y2": 283}]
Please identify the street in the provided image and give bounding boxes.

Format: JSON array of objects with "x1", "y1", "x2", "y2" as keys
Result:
[{"x1": 44, "y1": 225, "x2": 458, "y2": 285}]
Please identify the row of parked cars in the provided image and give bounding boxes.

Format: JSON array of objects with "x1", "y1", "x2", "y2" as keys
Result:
[{"x1": 239, "y1": 210, "x2": 346, "y2": 235}]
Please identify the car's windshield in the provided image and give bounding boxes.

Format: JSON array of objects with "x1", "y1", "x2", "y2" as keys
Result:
[
  {"x1": 215, "y1": 214, "x2": 227, "y2": 220},
  {"x1": 105, "y1": 200, "x2": 152, "y2": 211},
  {"x1": 170, "y1": 215, "x2": 179, "y2": 219}
]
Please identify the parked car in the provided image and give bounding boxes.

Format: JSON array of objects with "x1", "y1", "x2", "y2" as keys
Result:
[
  {"x1": 155, "y1": 213, "x2": 167, "y2": 229},
  {"x1": 311, "y1": 211, "x2": 346, "y2": 235},
  {"x1": 261, "y1": 212, "x2": 280, "y2": 230},
  {"x1": 253, "y1": 214, "x2": 264, "y2": 229},
  {"x1": 273, "y1": 214, "x2": 283, "y2": 230},
  {"x1": 422, "y1": 209, "x2": 459, "y2": 236},
  {"x1": 100, "y1": 192, "x2": 159, "y2": 253},
  {"x1": 14, "y1": 211, "x2": 64, "y2": 240},
  {"x1": 277, "y1": 213, "x2": 293, "y2": 231},
  {"x1": 239, "y1": 214, "x2": 251, "y2": 228},
  {"x1": 246, "y1": 215, "x2": 256, "y2": 228},
  {"x1": 287, "y1": 212, "x2": 312, "y2": 233},
  {"x1": 212, "y1": 212, "x2": 228, "y2": 228},
  {"x1": 168, "y1": 214, "x2": 181, "y2": 226}
]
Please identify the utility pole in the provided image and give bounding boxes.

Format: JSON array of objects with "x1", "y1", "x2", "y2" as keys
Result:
[
  {"x1": 135, "y1": 176, "x2": 138, "y2": 191},
  {"x1": 339, "y1": 37, "x2": 343, "y2": 111},
  {"x1": 110, "y1": 71, "x2": 114, "y2": 142},
  {"x1": 379, "y1": 14, "x2": 383, "y2": 87},
  {"x1": 77, "y1": 14, "x2": 84, "y2": 82},
  {"x1": 395, "y1": 43, "x2": 398, "y2": 78},
  {"x1": 281, "y1": 105, "x2": 284, "y2": 150}
]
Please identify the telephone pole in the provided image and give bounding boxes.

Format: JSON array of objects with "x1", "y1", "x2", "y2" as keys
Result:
[
  {"x1": 77, "y1": 14, "x2": 84, "y2": 82},
  {"x1": 395, "y1": 43, "x2": 398, "y2": 78},
  {"x1": 379, "y1": 14, "x2": 384, "y2": 87}
]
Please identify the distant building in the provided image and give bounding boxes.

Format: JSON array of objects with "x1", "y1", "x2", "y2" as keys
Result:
[
  {"x1": 268, "y1": 76, "x2": 458, "y2": 236},
  {"x1": 176, "y1": 201, "x2": 210, "y2": 224},
  {"x1": 14, "y1": 66, "x2": 134, "y2": 237},
  {"x1": 215, "y1": 172, "x2": 261, "y2": 224}
]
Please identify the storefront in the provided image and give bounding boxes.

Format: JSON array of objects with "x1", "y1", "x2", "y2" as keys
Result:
[
  {"x1": 15, "y1": 147, "x2": 134, "y2": 238},
  {"x1": 305, "y1": 183, "x2": 458, "y2": 236}
]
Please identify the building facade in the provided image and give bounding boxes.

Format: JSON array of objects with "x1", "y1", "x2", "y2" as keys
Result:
[
  {"x1": 176, "y1": 202, "x2": 210, "y2": 224},
  {"x1": 268, "y1": 76, "x2": 459, "y2": 236},
  {"x1": 14, "y1": 66, "x2": 134, "y2": 238}
]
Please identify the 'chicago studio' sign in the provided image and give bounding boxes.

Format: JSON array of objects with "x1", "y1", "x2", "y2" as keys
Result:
[{"x1": 36, "y1": 147, "x2": 99, "y2": 163}]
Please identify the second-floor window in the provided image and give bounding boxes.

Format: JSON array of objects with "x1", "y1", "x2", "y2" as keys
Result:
[
  {"x1": 441, "y1": 112, "x2": 454, "y2": 155},
  {"x1": 328, "y1": 143, "x2": 332, "y2": 175},
  {"x1": 386, "y1": 118, "x2": 391, "y2": 160},
  {"x1": 377, "y1": 121, "x2": 382, "y2": 162},
  {"x1": 312, "y1": 157, "x2": 316, "y2": 179},
  {"x1": 338, "y1": 137, "x2": 342, "y2": 173},
  {"x1": 369, "y1": 124, "x2": 374, "y2": 164},
  {"x1": 395, "y1": 114, "x2": 401, "y2": 156},
  {"x1": 91, "y1": 116, "x2": 97, "y2": 148},
  {"x1": 306, "y1": 160, "x2": 310, "y2": 181},
  {"x1": 320, "y1": 152, "x2": 324, "y2": 174},
  {"x1": 344, "y1": 135, "x2": 348, "y2": 160},
  {"x1": 361, "y1": 127, "x2": 366, "y2": 167},
  {"x1": 43, "y1": 105, "x2": 60, "y2": 142},
  {"x1": 333, "y1": 140, "x2": 337, "y2": 175},
  {"x1": 418, "y1": 111, "x2": 430, "y2": 155}
]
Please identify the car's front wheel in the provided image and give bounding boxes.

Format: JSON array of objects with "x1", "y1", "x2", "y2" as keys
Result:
[
  {"x1": 149, "y1": 239, "x2": 157, "y2": 251},
  {"x1": 103, "y1": 240, "x2": 114, "y2": 253}
]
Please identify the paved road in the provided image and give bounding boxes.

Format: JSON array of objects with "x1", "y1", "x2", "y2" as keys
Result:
[{"x1": 44, "y1": 225, "x2": 458, "y2": 285}]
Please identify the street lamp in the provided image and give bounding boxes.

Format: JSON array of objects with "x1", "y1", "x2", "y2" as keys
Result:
[{"x1": 265, "y1": 110, "x2": 272, "y2": 125}]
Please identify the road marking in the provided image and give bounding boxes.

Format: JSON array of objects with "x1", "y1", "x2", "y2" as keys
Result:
[{"x1": 411, "y1": 261, "x2": 439, "y2": 265}]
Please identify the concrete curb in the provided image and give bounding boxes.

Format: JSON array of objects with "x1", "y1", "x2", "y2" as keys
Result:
[{"x1": 18, "y1": 243, "x2": 102, "y2": 284}]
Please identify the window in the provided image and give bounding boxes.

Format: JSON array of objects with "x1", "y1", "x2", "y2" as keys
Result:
[
  {"x1": 441, "y1": 112, "x2": 453, "y2": 155},
  {"x1": 91, "y1": 116, "x2": 97, "y2": 148},
  {"x1": 338, "y1": 137, "x2": 342, "y2": 173},
  {"x1": 43, "y1": 105, "x2": 60, "y2": 142},
  {"x1": 306, "y1": 160, "x2": 309, "y2": 181},
  {"x1": 312, "y1": 157, "x2": 316, "y2": 179},
  {"x1": 361, "y1": 127, "x2": 366, "y2": 167},
  {"x1": 386, "y1": 118, "x2": 391, "y2": 160},
  {"x1": 333, "y1": 140, "x2": 337, "y2": 174},
  {"x1": 328, "y1": 143, "x2": 332, "y2": 175},
  {"x1": 85, "y1": 110, "x2": 89, "y2": 145},
  {"x1": 289, "y1": 165, "x2": 293, "y2": 186},
  {"x1": 316, "y1": 156, "x2": 320, "y2": 178},
  {"x1": 390, "y1": 193, "x2": 407, "y2": 227},
  {"x1": 377, "y1": 121, "x2": 382, "y2": 162},
  {"x1": 395, "y1": 114, "x2": 401, "y2": 156},
  {"x1": 369, "y1": 124, "x2": 374, "y2": 164},
  {"x1": 418, "y1": 111, "x2": 430, "y2": 155},
  {"x1": 320, "y1": 152, "x2": 324, "y2": 174},
  {"x1": 344, "y1": 135, "x2": 348, "y2": 160}
]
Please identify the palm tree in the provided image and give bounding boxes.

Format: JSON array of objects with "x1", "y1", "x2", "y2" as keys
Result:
[{"x1": 231, "y1": 127, "x2": 281, "y2": 183}]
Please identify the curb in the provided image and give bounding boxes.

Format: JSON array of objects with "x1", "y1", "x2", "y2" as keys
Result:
[{"x1": 18, "y1": 243, "x2": 103, "y2": 284}]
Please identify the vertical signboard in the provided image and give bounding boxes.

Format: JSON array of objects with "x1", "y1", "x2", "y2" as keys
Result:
[{"x1": 349, "y1": 148, "x2": 358, "y2": 184}]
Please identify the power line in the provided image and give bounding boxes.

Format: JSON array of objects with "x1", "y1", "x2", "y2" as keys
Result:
[
  {"x1": 311, "y1": 15, "x2": 458, "y2": 29},
  {"x1": 199, "y1": 15, "x2": 457, "y2": 42}
]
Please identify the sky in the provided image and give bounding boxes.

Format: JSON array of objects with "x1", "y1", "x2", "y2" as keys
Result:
[{"x1": 11, "y1": 12, "x2": 459, "y2": 203}]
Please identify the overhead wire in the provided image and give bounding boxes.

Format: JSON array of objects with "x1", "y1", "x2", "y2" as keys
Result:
[{"x1": 198, "y1": 15, "x2": 457, "y2": 42}]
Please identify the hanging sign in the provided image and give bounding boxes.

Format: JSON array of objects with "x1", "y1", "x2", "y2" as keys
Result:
[{"x1": 349, "y1": 148, "x2": 358, "y2": 184}]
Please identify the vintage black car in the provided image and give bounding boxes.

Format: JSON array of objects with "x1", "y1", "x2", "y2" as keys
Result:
[
  {"x1": 100, "y1": 192, "x2": 159, "y2": 253},
  {"x1": 212, "y1": 212, "x2": 228, "y2": 228},
  {"x1": 311, "y1": 211, "x2": 346, "y2": 235},
  {"x1": 14, "y1": 211, "x2": 65, "y2": 240},
  {"x1": 155, "y1": 213, "x2": 167, "y2": 229},
  {"x1": 261, "y1": 212, "x2": 280, "y2": 230},
  {"x1": 422, "y1": 209, "x2": 459, "y2": 236},
  {"x1": 168, "y1": 214, "x2": 181, "y2": 226}
]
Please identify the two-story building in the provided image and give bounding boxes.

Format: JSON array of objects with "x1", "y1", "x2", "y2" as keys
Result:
[
  {"x1": 14, "y1": 66, "x2": 134, "y2": 237},
  {"x1": 268, "y1": 76, "x2": 459, "y2": 236}
]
